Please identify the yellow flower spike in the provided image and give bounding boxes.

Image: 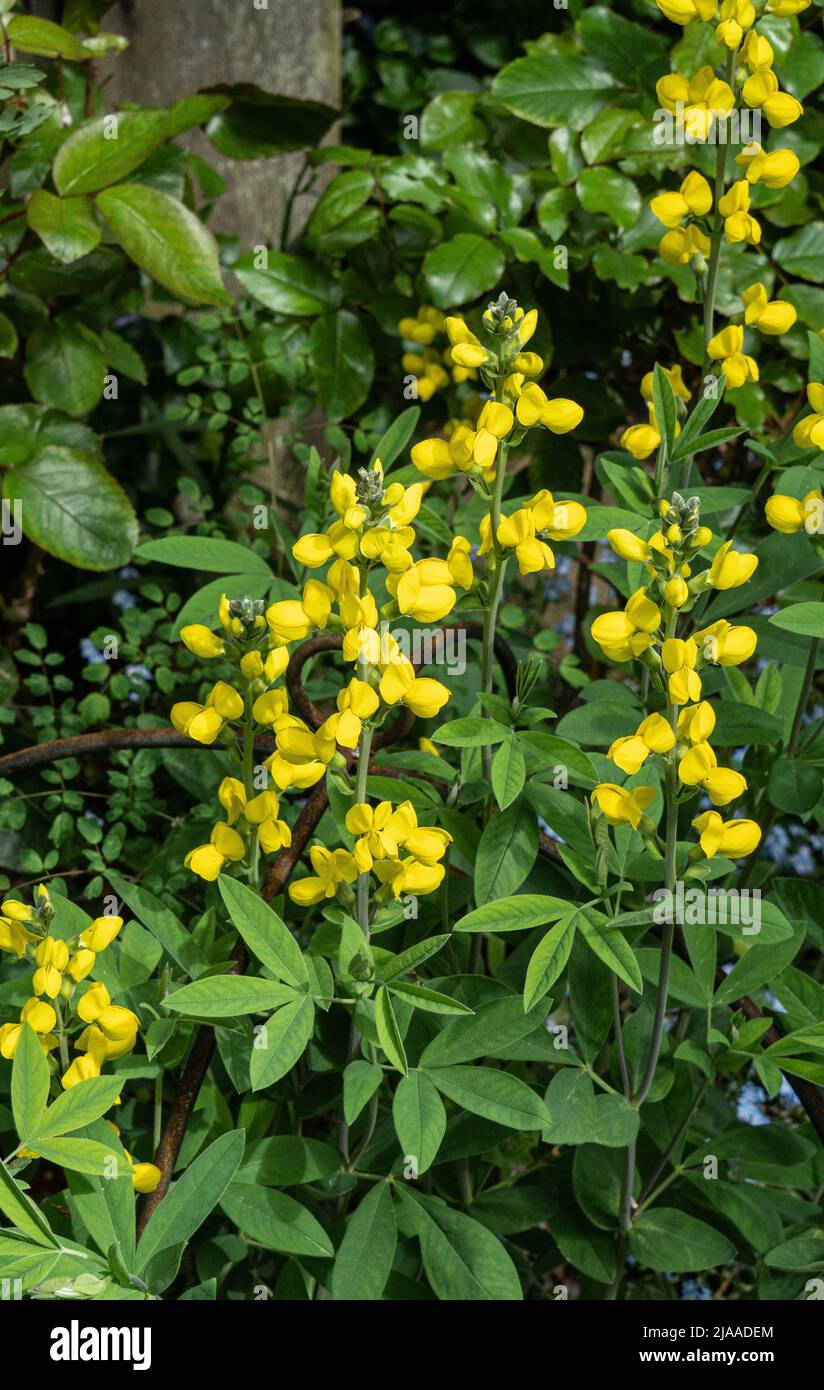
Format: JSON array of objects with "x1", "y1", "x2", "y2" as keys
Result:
[
  {"x1": 663, "y1": 575, "x2": 689, "y2": 607},
  {"x1": 692, "y1": 810, "x2": 761, "y2": 859},
  {"x1": 61, "y1": 1054, "x2": 101, "y2": 1089},
  {"x1": 131, "y1": 1163, "x2": 162, "y2": 1194},
  {"x1": 32, "y1": 937, "x2": 69, "y2": 998},
  {"x1": 592, "y1": 783, "x2": 657, "y2": 830},
  {"x1": 693, "y1": 619, "x2": 757, "y2": 666},
  {"x1": 708, "y1": 540, "x2": 759, "y2": 589},
  {"x1": 765, "y1": 490, "x2": 824, "y2": 535},
  {"x1": 677, "y1": 701, "x2": 716, "y2": 744},
  {"x1": 741, "y1": 283, "x2": 797, "y2": 335},
  {"x1": 715, "y1": 0, "x2": 755, "y2": 46},
  {"x1": 218, "y1": 777, "x2": 247, "y2": 824},
  {"x1": 80, "y1": 916, "x2": 124, "y2": 952},
  {"x1": 607, "y1": 529, "x2": 651, "y2": 563},
  {"x1": 735, "y1": 143, "x2": 799, "y2": 189},
  {"x1": 180, "y1": 625, "x2": 225, "y2": 659}
]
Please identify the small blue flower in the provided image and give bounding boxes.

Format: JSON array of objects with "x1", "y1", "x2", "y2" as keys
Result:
[
  {"x1": 79, "y1": 638, "x2": 105, "y2": 664},
  {"x1": 737, "y1": 1080, "x2": 769, "y2": 1126},
  {"x1": 680, "y1": 1278, "x2": 712, "y2": 1300}
]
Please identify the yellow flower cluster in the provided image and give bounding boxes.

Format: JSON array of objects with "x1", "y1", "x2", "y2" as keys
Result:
[
  {"x1": 287, "y1": 800, "x2": 451, "y2": 907},
  {"x1": 478, "y1": 488, "x2": 586, "y2": 575},
  {"x1": 398, "y1": 305, "x2": 479, "y2": 400},
  {"x1": 592, "y1": 495, "x2": 761, "y2": 863},
  {"x1": 0, "y1": 888, "x2": 158, "y2": 1191}
]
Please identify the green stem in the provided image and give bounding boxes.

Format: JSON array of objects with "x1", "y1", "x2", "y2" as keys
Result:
[
  {"x1": 480, "y1": 436, "x2": 510, "y2": 787},
  {"x1": 337, "y1": 722, "x2": 374, "y2": 1167},
  {"x1": 241, "y1": 685, "x2": 260, "y2": 888}
]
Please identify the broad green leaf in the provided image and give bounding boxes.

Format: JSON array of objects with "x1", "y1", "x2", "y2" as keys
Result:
[
  {"x1": 24, "y1": 321, "x2": 105, "y2": 416},
  {"x1": 3, "y1": 447, "x2": 139, "y2": 571},
  {"x1": 343, "y1": 1060, "x2": 383, "y2": 1125},
  {"x1": 420, "y1": 996, "x2": 550, "y2": 1067},
  {"x1": 204, "y1": 87, "x2": 338, "y2": 160},
  {"x1": 378, "y1": 933, "x2": 450, "y2": 983},
  {"x1": 491, "y1": 53, "x2": 619, "y2": 129},
  {"x1": 398, "y1": 1188, "x2": 521, "y2": 1300},
  {"x1": 764, "y1": 1230, "x2": 824, "y2": 1271},
  {"x1": 577, "y1": 908, "x2": 642, "y2": 992},
  {"x1": 454, "y1": 894, "x2": 572, "y2": 934},
  {"x1": 523, "y1": 913, "x2": 577, "y2": 1011},
  {"x1": 31, "y1": 1137, "x2": 124, "y2": 1176},
  {"x1": 331, "y1": 1183, "x2": 395, "y2": 1300},
  {"x1": 29, "y1": 1076, "x2": 124, "y2": 1143},
  {"x1": 769, "y1": 602, "x2": 824, "y2": 640},
  {"x1": 7, "y1": 15, "x2": 91, "y2": 60},
  {"x1": 474, "y1": 798, "x2": 538, "y2": 902},
  {"x1": 11, "y1": 1023, "x2": 50, "y2": 1143},
  {"x1": 774, "y1": 221, "x2": 824, "y2": 284},
  {"x1": 423, "y1": 234, "x2": 505, "y2": 308},
  {"x1": 249, "y1": 997, "x2": 315, "y2": 1091},
  {"x1": 0, "y1": 1159, "x2": 58, "y2": 1248},
  {"x1": 26, "y1": 190, "x2": 101, "y2": 264},
  {"x1": 629, "y1": 1208, "x2": 736, "y2": 1273},
  {"x1": 220, "y1": 1182, "x2": 333, "y2": 1259},
  {"x1": 236, "y1": 1137, "x2": 339, "y2": 1187},
  {"x1": 388, "y1": 982, "x2": 472, "y2": 1015},
  {"x1": 96, "y1": 184, "x2": 228, "y2": 305},
  {"x1": 491, "y1": 736, "x2": 526, "y2": 810},
  {"x1": 165, "y1": 975, "x2": 298, "y2": 1017},
  {"x1": 375, "y1": 986, "x2": 408, "y2": 1076},
  {"x1": 427, "y1": 1065, "x2": 549, "y2": 1130},
  {"x1": 233, "y1": 250, "x2": 339, "y2": 316},
  {"x1": 392, "y1": 1071, "x2": 446, "y2": 1175},
  {"x1": 714, "y1": 930, "x2": 803, "y2": 1006},
  {"x1": 134, "y1": 535, "x2": 271, "y2": 576},
  {"x1": 0, "y1": 309, "x2": 18, "y2": 358},
  {"x1": 310, "y1": 311, "x2": 374, "y2": 423},
  {"x1": 432, "y1": 717, "x2": 511, "y2": 747},
  {"x1": 218, "y1": 875, "x2": 309, "y2": 987},
  {"x1": 137, "y1": 1130, "x2": 245, "y2": 1273},
  {"x1": 53, "y1": 110, "x2": 172, "y2": 196},
  {"x1": 106, "y1": 872, "x2": 208, "y2": 976},
  {"x1": 543, "y1": 1069, "x2": 639, "y2": 1147},
  {"x1": 65, "y1": 1120, "x2": 135, "y2": 1268}
]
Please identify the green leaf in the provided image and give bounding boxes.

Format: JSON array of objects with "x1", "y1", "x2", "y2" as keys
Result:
[
  {"x1": 764, "y1": 1230, "x2": 824, "y2": 1271},
  {"x1": 629, "y1": 1208, "x2": 736, "y2": 1273},
  {"x1": 774, "y1": 222, "x2": 824, "y2": 284},
  {"x1": 249, "y1": 997, "x2": 315, "y2": 1091},
  {"x1": 388, "y1": 982, "x2": 471, "y2": 1016},
  {"x1": 53, "y1": 111, "x2": 171, "y2": 196},
  {"x1": 305, "y1": 170, "x2": 374, "y2": 239},
  {"x1": 524, "y1": 913, "x2": 577, "y2": 1011},
  {"x1": 31, "y1": 1137, "x2": 123, "y2": 1175},
  {"x1": 204, "y1": 87, "x2": 338, "y2": 160},
  {"x1": 379, "y1": 934, "x2": 450, "y2": 983},
  {"x1": 769, "y1": 602, "x2": 824, "y2": 639},
  {"x1": 134, "y1": 535, "x2": 271, "y2": 576},
  {"x1": 578, "y1": 908, "x2": 642, "y2": 992},
  {"x1": 218, "y1": 876, "x2": 308, "y2": 987},
  {"x1": 30, "y1": 1076, "x2": 124, "y2": 1143},
  {"x1": 652, "y1": 362, "x2": 677, "y2": 455},
  {"x1": 370, "y1": 406, "x2": 420, "y2": 470},
  {"x1": 7, "y1": 15, "x2": 91, "y2": 61},
  {"x1": 233, "y1": 250, "x2": 339, "y2": 316},
  {"x1": 310, "y1": 310, "x2": 375, "y2": 423},
  {"x1": 423, "y1": 234, "x2": 505, "y2": 308},
  {"x1": 432, "y1": 717, "x2": 511, "y2": 747},
  {"x1": 398, "y1": 1188, "x2": 521, "y2": 1300},
  {"x1": 454, "y1": 894, "x2": 572, "y2": 934},
  {"x1": 219, "y1": 1182, "x2": 333, "y2": 1259},
  {"x1": 65, "y1": 1121, "x2": 135, "y2": 1268},
  {"x1": 96, "y1": 184, "x2": 228, "y2": 306},
  {"x1": 375, "y1": 985, "x2": 408, "y2": 1075},
  {"x1": 768, "y1": 759, "x2": 823, "y2": 815},
  {"x1": 26, "y1": 190, "x2": 101, "y2": 264},
  {"x1": 714, "y1": 931, "x2": 802, "y2": 1006},
  {"x1": 392, "y1": 1071, "x2": 446, "y2": 1175},
  {"x1": 165, "y1": 976, "x2": 298, "y2": 1018},
  {"x1": 343, "y1": 1060, "x2": 383, "y2": 1126},
  {"x1": 491, "y1": 736, "x2": 526, "y2": 810},
  {"x1": 0, "y1": 309, "x2": 18, "y2": 358},
  {"x1": 137, "y1": 1130, "x2": 245, "y2": 1273},
  {"x1": 474, "y1": 798, "x2": 538, "y2": 902},
  {"x1": 420, "y1": 91, "x2": 485, "y2": 149},
  {"x1": 420, "y1": 996, "x2": 550, "y2": 1067},
  {"x1": 11, "y1": 1024, "x2": 50, "y2": 1143},
  {"x1": 577, "y1": 167, "x2": 641, "y2": 230},
  {"x1": 543, "y1": 1070, "x2": 639, "y2": 1148},
  {"x1": 236, "y1": 1136, "x2": 339, "y2": 1187},
  {"x1": 0, "y1": 1159, "x2": 58, "y2": 1248},
  {"x1": 3, "y1": 447, "x2": 139, "y2": 571},
  {"x1": 427, "y1": 1065, "x2": 549, "y2": 1130},
  {"x1": 106, "y1": 872, "x2": 208, "y2": 976},
  {"x1": 24, "y1": 320, "x2": 105, "y2": 416},
  {"x1": 491, "y1": 53, "x2": 619, "y2": 130},
  {"x1": 331, "y1": 1183, "x2": 395, "y2": 1300}
]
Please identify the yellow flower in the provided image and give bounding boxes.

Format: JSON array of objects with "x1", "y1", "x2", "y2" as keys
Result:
[
  {"x1": 345, "y1": 799, "x2": 418, "y2": 870},
  {"x1": 495, "y1": 509, "x2": 555, "y2": 575},
  {"x1": 741, "y1": 30, "x2": 774, "y2": 70},
  {"x1": 325, "y1": 678, "x2": 380, "y2": 749},
  {"x1": 714, "y1": 0, "x2": 755, "y2": 47},
  {"x1": 398, "y1": 306, "x2": 443, "y2": 345},
  {"x1": 708, "y1": 540, "x2": 758, "y2": 589},
  {"x1": 663, "y1": 575, "x2": 689, "y2": 607},
  {"x1": 267, "y1": 719, "x2": 337, "y2": 791},
  {"x1": 608, "y1": 713, "x2": 675, "y2": 774},
  {"x1": 655, "y1": 0, "x2": 717, "y2": 21},
  {"x1": 68, "y1": 949, "x2": 95, "y2": 982},
  {"x1": 718, "y1": 181, "x2": 761, "y2": 245},
  {"x1": 515, "y1": 383, "x2": 583, "y2": 433},
  {"x1": 662, "y1": 637, "x2": 702, "y2": 704},
  {"x1": 0, "y1": 914, "x2": 33, "y2": 957},
  {"x1": 288, "y1": 846, "x2": 358, "y2": 905},
  {"x1": 75, "y1": 982, "x2": 139, "y2": 1060},
  {"x1": 32, "y1": 937, "x2": 69, "y2": 998},
  {"x1": 693, "y1": 619, "x2": 757, "y2": 666},
  {"x1": 735, "y1": 143, "x2": 799, "y2": 189},
  {"x1": 252, "y1": 688, "x2": 289, "y2": 727},
  {"x1": 656, "y1": 66, "x2": 735, "y2": 141},
  {"x1": 80, "y1": 915, "x2": 124, "y2": 953},
  {"x1": 240, "y1": 651, "x2": 264, "y2": 680},
  {"x1": 447, "y1": 536, "x2": 474, "y2": 590},
  {"x1": 391, "y1": 559, "x2": 456, "y2": 622},
  {"x1": 180, "y1": 625, "x2": 225, "y2": 659},
  {"x1": 529, "y1": 490, "x2": 586, "y2": 541},
  {"x1": 61, "y1": 1053, "x2": 101, "y2": 1089},
  {"x1": 621, "y1": 405, "x2": 670, "y2": 461},
  {"x1": 131, "y1": 1162, "x2": 162, "y2": 1194},
  {"x1": 171, "y1": 700, "x2": 224, "y2": 746},
  {"x1": 678, "y1": 743, "x2": 747, "y2": 805},
  {"x1": 373, "y1": 856, "x2": 446, "y2": 898},
  {"x1": 677, "y1": 701, "x2": 716, "y2": 744},
  {"x1": 608, "y1": 529, "x2": 651, "y2": 563},
  {"x1": 765, "y1": 489, "x2": 824, "y2": 535},
  {"x1": 792, "y1": 383, "x2": 824, "y2": 451},
  {"x1": 640, "y1": 365, "x2": 691, "y2": 404},
  {"x1": 741, "y1": 283, "x2": 796, "y2": 335},
  {"x1": 707, "y1": 325, "x2": 758, "y2": 389},
  {"x1": 184, "y1": 822, "x2": 246, "y2": 881},
  {"x1": 591, "y1": 588, "x2": 661, "y2": 663},
  {"x1": 742, "y1": 69, "x2": 803, "y2": 127},
  {"x1": 218, "y1": 777, "x2": 247, "y2": 824},
  {"x1": 692, "y1": 811, "x2": 761, "y2": 858},
  {"x1": 650, "y1": 171, "x2": 712, "y2": 229},
  {"x1": 592, "y1": 783, "x2": 657, "y2": 829},
  {"x1": 265, "y1": 600, "x2": 313, "y2": 644},
  {"x1": 658, "y1": 223, "x2": 711, "y2": 266},
  {"x1": 0, "y1": 999, "x2": 58, "y2": 1058}
]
